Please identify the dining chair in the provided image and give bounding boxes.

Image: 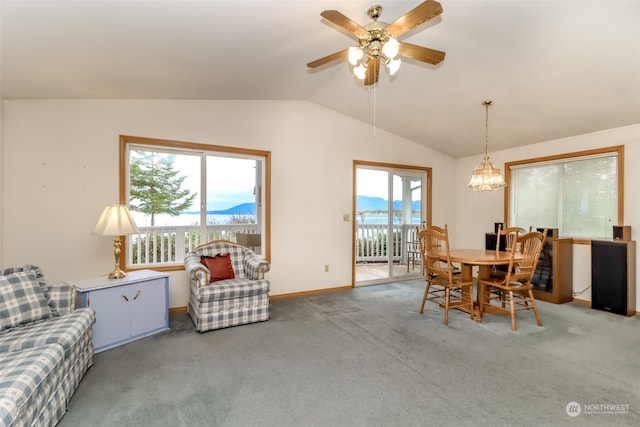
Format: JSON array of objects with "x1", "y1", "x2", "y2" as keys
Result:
[
  {"x1": 495, "y1": 224, "x2": 530, "y2": 253},
  {"x1": 418, "y1": 225, "x2": 474, "y2": 326},
  {"x1": 406, "y1": 226, "x2": 422, "y2": 272},
  {"x1": 478, "y1": 229, "x2": 548, "y2": 331},
  {"x1": 491, "y1": 224, "x2": 530, "y2": 280}
]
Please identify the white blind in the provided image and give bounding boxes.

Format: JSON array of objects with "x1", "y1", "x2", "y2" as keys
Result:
[{"x1": 510, "y1": 154, "x2": 618, "y2": 239}]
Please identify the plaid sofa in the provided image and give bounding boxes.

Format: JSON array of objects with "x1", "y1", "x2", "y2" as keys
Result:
[
  {"x1": 0, "y1": 266, "x2": 95, "y2": 427},
  {"x1": 184, "y1": 240, "x2": 270, "y2": 332}
]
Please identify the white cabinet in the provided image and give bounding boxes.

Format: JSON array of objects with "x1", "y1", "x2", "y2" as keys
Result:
[{"x1": 72, "y1": 270, "x2": 170, "y2": 353}]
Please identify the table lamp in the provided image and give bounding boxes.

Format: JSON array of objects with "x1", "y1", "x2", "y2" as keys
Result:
[{"x1": 93, "y1": 204, "x2": 139, "y2": 279}]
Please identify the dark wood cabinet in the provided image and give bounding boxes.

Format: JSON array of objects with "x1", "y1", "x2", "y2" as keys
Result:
[
  {"x1": 530, "y1": 237, "x2": 573, "y2": 304},
  {"x1": 591, "y1": 240, "x2": 636, "y2": 316},
  {"x1": 485, "y1": 233, "x2": 573, "y2": 303}
]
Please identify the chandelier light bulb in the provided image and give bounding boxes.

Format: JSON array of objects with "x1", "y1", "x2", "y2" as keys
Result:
[
  {"x1": 348, "y1": 46, "x2": 364, "y2": 65},
  {"x1": 382, "y1": 37, "x2": 400, "y2": 59},
  {"x1": 353, "y1": 64, "x2": 367, "y2": 80}
]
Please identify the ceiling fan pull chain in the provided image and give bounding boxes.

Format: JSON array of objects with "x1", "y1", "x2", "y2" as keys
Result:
[{"x1": 373, "y1": 84, "x2": 377, "y2": 137}]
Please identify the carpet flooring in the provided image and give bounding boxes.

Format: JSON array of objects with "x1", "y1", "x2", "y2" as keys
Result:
[{"x1": 58, "y1": 279, "x2": 640, "y2": 427}]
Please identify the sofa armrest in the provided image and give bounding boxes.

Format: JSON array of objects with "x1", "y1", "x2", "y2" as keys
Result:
[
  {"x1": 244, "y1": 254, "x2": 270, "y2": 280},
  {"x1": 48, "y1": 282, "x2": 76, "y2": 315},
  {"x1": 185, "y1": 251, "x2": 209, "y2": 288}
]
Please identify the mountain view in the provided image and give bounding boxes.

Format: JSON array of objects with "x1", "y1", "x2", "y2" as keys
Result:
[
  {"x1": 207, "y1": 202, "x2": 256, "y2": 215},
  {"x1": 201, "y1": 197, "x2": 420, "y2": 215}
]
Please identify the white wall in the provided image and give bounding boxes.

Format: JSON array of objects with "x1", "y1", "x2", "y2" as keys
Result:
[
  {"x1": 1, "y1": 99, "x2": 456, "y2": 308},
  {"x1": 455, "y1": 123, "x2": 640, "y2": 308}
]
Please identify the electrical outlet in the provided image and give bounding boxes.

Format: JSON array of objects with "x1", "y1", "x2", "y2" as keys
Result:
[
  {"x1": 343, "y1": 214, "x2": 350, "y2": 222},
  {"x1": 324, "y1": 264, "x2": 329, "y2": 272}
]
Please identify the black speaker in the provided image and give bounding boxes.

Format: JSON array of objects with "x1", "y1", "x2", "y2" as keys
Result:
[
  {"x1": 537, "y1": 228, "x2": 558, "y2": 238},
  {"x1": 591, "y1": 240, "x2": 634, "y2": 316},
  {"x1": 613, "y1": 225, "x2": 631, "y2": 241}
]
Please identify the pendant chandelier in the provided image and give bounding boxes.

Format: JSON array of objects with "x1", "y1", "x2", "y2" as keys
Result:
[{"x1": 467, "y1": 100, "x2": 507, "y2": 191}]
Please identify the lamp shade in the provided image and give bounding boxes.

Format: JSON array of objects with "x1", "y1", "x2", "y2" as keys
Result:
[
  {"x1": 381, "y1": 37, "x2": 399, "y2": 59},
  {"x1": 348, "y1": 46, "x2": 364, "y2": 65},
  {"x1": 387, "y1": 58, "x2": 401, "y2": 75},
  {"x1": 93, "y1": 204, "x2": 139, "y2": 236},
  {"x1": 467, "y1": 158, "x2": 507, "y2": 191},
  {"x1": 353, "y1": 63, "x2": 367, "y2": 80}
]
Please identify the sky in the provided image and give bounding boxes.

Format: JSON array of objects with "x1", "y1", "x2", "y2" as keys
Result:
[
  {"x1": 149, "y1": 152, "x2": 416, "y2": 211},
  {"x1": 356, "y1": 168, "x2": 420, "y2": 200},
  {"x1": 173, "y1": 153, "x2": 257, "y2": 210}
]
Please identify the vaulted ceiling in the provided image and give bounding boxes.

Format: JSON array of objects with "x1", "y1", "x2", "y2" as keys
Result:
[{"x1": 2, "y1": 1, "x2": 639, "y2": 158}]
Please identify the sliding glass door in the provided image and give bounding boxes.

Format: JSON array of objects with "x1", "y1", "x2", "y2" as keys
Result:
[{"x1": 354, "y1": 163, "x2": 428, "y2": 285}]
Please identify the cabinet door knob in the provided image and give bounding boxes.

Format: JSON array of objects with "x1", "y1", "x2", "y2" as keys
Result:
[
  {"x1": 121, "y1": 293, "x2": 129, "y2": 302},
  {"x1": 133, "y1": 290, "x2": 141, "y2": 300}
]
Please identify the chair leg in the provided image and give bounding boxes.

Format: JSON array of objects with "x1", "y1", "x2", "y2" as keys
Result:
[
  {"x1": 468, "y1": 288, "x2": 475, "y2": 321},
  {"x1": 444, "y1": 287, "x2": 450, "y2": 326},
  {"x1": 528, "y1": 290, "x2": 543, "y2": 327},
  {"x1": 419, "y1": 282, "x2": 431, "y2": 314},
  {"x1": 509, "y1": 291, "x2": 517, "y2": 331}
]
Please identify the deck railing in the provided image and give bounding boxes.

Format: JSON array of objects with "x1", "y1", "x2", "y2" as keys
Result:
[
  {"x1": 127, "y1": 223, "x2": 420, "y2": 267},
  {"x1": 355, "y1": 223, "x2": 420, "y2": 263},
  {"x1": 128, "y1": 224, "x2": 259, "y2": 266}
]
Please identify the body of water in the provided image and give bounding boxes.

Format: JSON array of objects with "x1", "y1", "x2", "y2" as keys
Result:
[
  {"x1": 356, "y1": 213, "x2": 422, "y2": 225},
  {"x1": 133, "y1": 212, "x2": 421, "y2": 227},
  {"x1": 132, "y1": 212, "x2": 237, "y2": 227}
]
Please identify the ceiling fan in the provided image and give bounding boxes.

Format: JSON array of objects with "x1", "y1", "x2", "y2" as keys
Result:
[{"x1": 307, "y1": 1, "x2": 445, "y2": 86}]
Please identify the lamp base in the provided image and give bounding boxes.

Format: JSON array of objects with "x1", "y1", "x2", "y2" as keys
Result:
[
  {"x1": 108, "y1": 268, "x2": 126, "y2": 279},
  {"x1": 108, "y1": 237, "x2": 126, "y2": 279}
]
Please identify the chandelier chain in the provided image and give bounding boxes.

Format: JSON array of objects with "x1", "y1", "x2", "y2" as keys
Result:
[
  {"x1": 467, "y1": 99, "x2": 506, "y2": 191},
  {"x1": 484, "y1": 100, "x2": 491, "y2": 159}
]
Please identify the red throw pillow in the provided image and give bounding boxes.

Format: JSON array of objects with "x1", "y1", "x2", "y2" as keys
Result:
[{"x1": 201, "y1": 253, "x2": 235, "y2": 283}]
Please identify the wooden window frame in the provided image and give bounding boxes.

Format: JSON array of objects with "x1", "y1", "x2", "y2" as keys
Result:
[
  {"x1": 504, "y1": 145, "x2": 623, "y2": 244},
  {"x1": 119, "y1": 135, "x2": 271, "y2": 272}
]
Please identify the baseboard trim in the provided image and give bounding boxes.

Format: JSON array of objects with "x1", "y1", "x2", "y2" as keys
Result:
[
  {"x1": 572, "y1": 298, "x2": 639, "y2": 316},
  {"x1": 169, "y1": 306, "x2": 187, "y2": 313},
  {"x1": 269, "y1": 285, "x2": 353, "y2": 300},
  {"x1": 572, "y1": 298, "x2": 590, "y2": 306}
]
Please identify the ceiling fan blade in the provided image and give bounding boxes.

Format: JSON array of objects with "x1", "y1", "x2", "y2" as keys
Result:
[
  {"x1": 398, "y1": 42, "x2": 445, "y2": 65},
  {"x1": 364, "y1": 57, "x2": 380, "y2": 86},
  {"x1": 321, "y1": 10, "x2": 369, "y2": 38},
  {"x1": 307, "y1": 48, "x2": 349, "y2": 68},
  {"x1": 385, "y1": 1, "x2": 443, "y2": 37}
]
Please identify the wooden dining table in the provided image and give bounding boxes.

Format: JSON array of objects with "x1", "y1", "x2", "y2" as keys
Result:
[{"x1": 447, "y1": 249, "x2": 523, "y2": 320}]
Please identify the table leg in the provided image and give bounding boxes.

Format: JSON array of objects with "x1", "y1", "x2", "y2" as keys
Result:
[
  {"x1": 476, "y1": 265, "x2": 492, "y2": 321},
  {"x1": 458, "y1": 263, "x2": 478, "y2": 319}
]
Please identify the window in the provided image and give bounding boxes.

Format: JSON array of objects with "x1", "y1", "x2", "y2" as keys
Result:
[
  {"x1": 506, "y1": 146, "x2": 623, "y2": 240},
  {"x1": 119, "y1": 136, "x2": 270, "y2": 270}
]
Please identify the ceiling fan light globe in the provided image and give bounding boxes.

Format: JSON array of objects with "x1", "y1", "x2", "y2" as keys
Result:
[
  {"x1": 387, "y1": 58, "x2": 401, "y2": 75},
  {"x1": 382, "y1": 37, "x2": 399, "y2": 59},
  {"x1": 353, "y1": 64, "x2": 367, "y2": 80},
  {"x1": 348, "y1": 47, "x2": 364, "y2": 65}
]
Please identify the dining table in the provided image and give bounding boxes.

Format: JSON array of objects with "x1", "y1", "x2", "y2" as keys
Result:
[{"x1": 446, "y1": 249, "x2": 523, "y2": 320}]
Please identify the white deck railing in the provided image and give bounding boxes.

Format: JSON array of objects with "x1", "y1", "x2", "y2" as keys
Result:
[
  {"x1": 128, "y1": 223, "x2": 420, "y2": 267},
  {"x1": 355, "y1": 223, "x2": 420, "y2": 263},
  {"x1": 128, "y1": 224, "x2": 259, "y2": 266}
]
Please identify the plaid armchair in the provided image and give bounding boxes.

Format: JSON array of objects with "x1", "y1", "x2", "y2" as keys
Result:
[{"x1": 184, "y1": 240, "x2": 270, "y2": 332}]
